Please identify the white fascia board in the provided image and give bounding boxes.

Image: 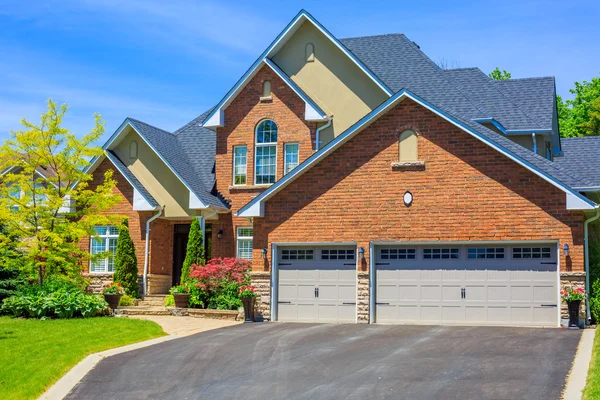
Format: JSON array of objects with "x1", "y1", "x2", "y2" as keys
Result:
[
  {"x1": 189, "y1": 191, "x2": 208, "y2": 210},
  {"x1": 566, "y1": 192, "x2": 596, "y2": 210},
  {"x1": 202, "y1": 9, "x2": 391, "y2": 129},
  {"x1": 238, "y1": 89, "x2": 597, "y2": 217},
  {"x1": 133, "y1": 188, "x2": 155, "y2": 211}
]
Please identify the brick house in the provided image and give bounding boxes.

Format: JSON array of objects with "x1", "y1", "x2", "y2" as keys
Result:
[{"x1": 82, "y1": 10, "x2": 600, "y2": 327}]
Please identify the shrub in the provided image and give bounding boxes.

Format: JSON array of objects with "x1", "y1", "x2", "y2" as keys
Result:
[
  {"x1": 189, "y1": 258, "x2": 251, "y2": 310},
  {"x1": 113, "y1": 219, "x2": 140, "y2": 298},
  {"x1": 164, "y1": 295, "x2": 175, "y2": 307},
  {"x1": 181, "y1": 218, "x2": 204, "y2": 283},
  {"x1": 0, "y1": 267, "x2": 25, "y2": 304},
  {"x1": 589, "y1": 223, "x2": 600, "y2": 323},
  {"x1": 119, "y1": 294, "x2": 135, "y2": 307}
]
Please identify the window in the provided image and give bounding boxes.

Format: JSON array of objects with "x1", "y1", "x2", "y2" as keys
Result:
[
  {"x1": 468, "y1": 247, "x2": 505, "y2": 259},
  {"x1": 236, "y1": 227, "x2": 253, "y2": 260},
  {"x1": 380, "y1": 248, "x2": 416, "y2": 260},
  {"x1": 399, "y1": 130, "x2": 418, "y2": 162},
  {"x1": 33, "y1": 181, "x2": 46, "y2": 204},
  {"x1": 233, "y1": 146, "x2": 247, "y2": 185},
  {"x1": 262, "y1": 80, "x2": 271, "y2": 98},
  {"x1": 129, "y1": 141, "x2": 138, "y2": 159},
  {"x1": 281, "y1": 249, "x2": 314, "y2": 260},
  {"x1": 513, "y1": 247, "x2": 552, "y2": 259},
  {"x1": 90, "y1": 226, "x2": 119, "y2": 273},
  {"x1": 423, "y1": 248, "x2": 459, "y2": 259},
  {"x1": 321, "y1": 249, "x2": 354, "y2": 260},
  {"x1": 255, "y1": 120, "x2": 277, "y2": 184},
  {"x1": 284, "y1": 143, "x2": 299, "y2": 174}
]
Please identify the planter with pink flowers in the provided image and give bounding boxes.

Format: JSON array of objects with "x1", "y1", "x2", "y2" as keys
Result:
[{"x1": 561, "y1": 287, "x2": 586, "y2": 329}]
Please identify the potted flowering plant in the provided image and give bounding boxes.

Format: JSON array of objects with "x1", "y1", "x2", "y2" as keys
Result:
[
  {"x1": 561, "y1": 287, "x2": 586, "y2": 329},
  {"x1": 170, "y1": 284, "x2": 191, "y2": 308},
  {"x1": 239, "y1": 285, "x2": 257, "y2": 322},
  {"x1": 102, "y1": 282, "x2": 124, "y2": 312}
]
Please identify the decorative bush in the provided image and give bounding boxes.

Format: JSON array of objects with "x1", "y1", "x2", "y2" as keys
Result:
[
  {"x1": 180, "y1": 218, "x2": 204, "y2": 283},
  {"x1": 589, "y1": 228, "x2": 600, "y2": 323},
  {"x1": 118, "y1": 294, "x2": 136, "y2": 307},
  {"x1": 113, "y1": 219, "x2": 140, "y2": 298},
  {"x1": 163, "y1": 295, "x2": 175, "y2": 307},
  {"x1": 0, "y1": 267, "x2": 25, "y2": 303},
  {"x1": 169, "y1": 284, "x2": 190, "y2": 295},
  {"x1": 1, "y1": 282, "x2": 107, "y2": 319},
  {"x1": 188, "y1": 258, "x2": 251, "y2": 310}
]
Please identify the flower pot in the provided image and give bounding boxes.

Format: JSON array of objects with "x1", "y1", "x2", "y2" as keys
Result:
[
  {"x1": 241, "y1": 297, "x2": 256, "y2": 322},
  {"x1": 567, "y1": 300, "x2": 582, "y2": 329},
  {"x1": 173, "y1": 293, "x2": 191, "y2": 308},
  {"x1": 104, "y1": 294, "x2": 122, "y2": 311}
]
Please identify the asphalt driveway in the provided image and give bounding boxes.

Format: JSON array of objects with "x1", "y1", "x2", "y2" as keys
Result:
[{"x1": 66, "y1": 323, "x2": 581, "y2": 400}]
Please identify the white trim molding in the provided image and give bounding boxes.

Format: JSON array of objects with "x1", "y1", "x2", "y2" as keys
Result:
[{"x1": 237, "y1": 89, "x2": 597, "y2": 217}]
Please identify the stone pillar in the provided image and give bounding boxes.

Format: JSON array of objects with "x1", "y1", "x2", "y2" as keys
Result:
[
  {"x1": 560, "y1": 271, "x2": 586, "y2": 327},
  {"x1": 357, "y1": 271, "x2": 370, "y2": 323},
  {"x1": 251, "y1": 271, "x2": 271, "y2": 321},
  {"x1": 147, "y1": 274, "x2": 171, "y2": 294}
]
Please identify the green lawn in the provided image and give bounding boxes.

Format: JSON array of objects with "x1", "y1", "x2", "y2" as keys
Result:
[
  {"x1": 0, "y1": 316, "x2": 166, "y2": 400},
  {"x1": 583, "y1": 329, "x2": 600, "y2": 399}
]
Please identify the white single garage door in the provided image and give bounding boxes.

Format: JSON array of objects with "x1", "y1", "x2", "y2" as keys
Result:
[
  {"x1": 277, "y1": 246, "x2": 357, "y2": 323},
  {"x1": 375, "y1": 244, "x2": 558, "y2": 327}
]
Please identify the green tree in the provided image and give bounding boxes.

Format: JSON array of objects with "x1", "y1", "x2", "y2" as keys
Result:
[
  {"x1": 113, "y1": 218, "x2": 139, "y2": 298},
  {"x1": 559, "y1": 75, "x2": 600, "y2": 137},
  {"x1": 0, "y1": 100, "x2": 121, "y2": 285},
  {"x1": 489, "y1": 67, "x2": 512, "y2": 80},
  {"x1": 180, "y1": 218, "x2": 204, "y2": 283}
]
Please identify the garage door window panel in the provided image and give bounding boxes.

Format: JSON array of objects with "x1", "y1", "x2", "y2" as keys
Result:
[
  {"x1": 423, "y1": 248, "x2": 459, "y2": 259},
  {"x1": 281, "y1": 249, "x2": 314, "y2": 260},
  {"x1": 512, "y1": 247, "x2": 552, "y2": 259},
  {"x1": 321, "y1": 249, "x2": 354, "y2": 260},
  {"x1": 380, "y1": 248, "x2": 416, "y2": 260},
  {"x1": 468, "y1": 248, "x2": 505, "y2": 259}
]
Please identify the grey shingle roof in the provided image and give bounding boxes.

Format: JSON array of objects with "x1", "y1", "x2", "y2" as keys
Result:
[
  {"x1": 128, "y1": 118, "x2": 227, "y2": 209},
  {"x1": 105, "y1": 150, "x2": 159, "y2": 208},
  {"x1": 554, "y1": 137, "x2": 600, "y2": 187},
  {"x1": 493, "y1": 77, "x2": 556, "y2": 128}
]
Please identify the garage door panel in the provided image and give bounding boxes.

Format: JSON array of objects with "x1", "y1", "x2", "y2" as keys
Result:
[
  {"x1": 278, "y1": 284, "x2": 297, "y2": 301},
  {"x1": 375, "y1": 244, "x2": 558, "y2": 327},
  {"x1": 297, "y1": 285, "x2": 316, "y2": 300}
]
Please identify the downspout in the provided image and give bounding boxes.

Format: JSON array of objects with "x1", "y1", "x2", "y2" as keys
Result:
[
  {"x1": 315, "y1": 116, "x2": 332, "y2": 151},
  {"x1": 531, "y1": 132, "x2": 538, "y2": 154},
  {"x1": 143, "y1": 207, "x2": 163, "y2": 295},
  {"x1": 584, "y1": 208, "x2": 600, "y2": 322}
]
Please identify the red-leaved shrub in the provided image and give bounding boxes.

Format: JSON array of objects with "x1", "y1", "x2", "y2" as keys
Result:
[{"x1": 189, "y1": 258, "x2": 251, "y2": 291}]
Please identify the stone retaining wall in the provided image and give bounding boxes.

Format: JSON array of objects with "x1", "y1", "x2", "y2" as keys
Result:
[
  {"x1": 251, "y1": 271, "x2": 271, "y2": 321},
  {"x1": 560, "y1": 271, "x2": 586, "y2": 326}
]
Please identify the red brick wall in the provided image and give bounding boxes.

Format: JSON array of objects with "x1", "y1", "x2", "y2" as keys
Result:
[
  {"x1": 253, "y1": 98, "x2": 584, "y2": 272},
  {"x1": 213, "y1": 64, "x2": 317, "y2": 258}
]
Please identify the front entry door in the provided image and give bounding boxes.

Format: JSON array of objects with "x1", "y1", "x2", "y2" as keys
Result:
[{"x1": 172, "y1": 224, "x2": 191, "y2": 286}]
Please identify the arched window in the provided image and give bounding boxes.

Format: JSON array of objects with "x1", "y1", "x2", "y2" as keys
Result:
[
  {"x1": 129, "y1": 141, "x2": 138, "y2": 159},
  {"x1": 399, "y1": 130, "x2": 418, "y2": 162},
  {"x1": 262, "y1": 80, "x2": 271, "y2": 98},
  {"x1": 255, "y1": 120, "x2": 278, "y2": 184},
  {"x1": 306, "y1": 43, "x2": 315, "y2": 62}
]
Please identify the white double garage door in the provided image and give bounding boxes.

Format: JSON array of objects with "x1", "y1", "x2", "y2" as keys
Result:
[{"x1": 276, "y1": 243, "x2": 559, "y2": 327}]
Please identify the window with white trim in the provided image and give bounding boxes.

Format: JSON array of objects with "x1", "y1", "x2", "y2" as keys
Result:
[
  {"x1": 423, "y1": 248, "x2": 459, "y2": 259},
  {"x1": 236, "y1": 227, "x2": 253, "y2": 260},
  {"x1": 284, "y1": 143, "x2": 299, "y2": 174},
  {"x1": 321, "y1": 249, "x2": 354, "y2": 260},
  {"x1": 255, "y1": 120, "x2": 277, "y2": 184},
  {"x1": 380, "y1": 248, "x2": 416, "y2": 260},
  {"x1": 233, "y1": 146, "x2": 247, "y2": 185},
  {"x1": 281, "y1": 249, "x2": 314, "y2": 260},
  {"x1": 90, "y1": 226, "x2": 119, "y2": 273},
  {"x1": 512, "y1": 247, "x2": 552, "y2": 259},
  {"x1": 468, "y1": 247, "x2": 505, "y2": 259}
]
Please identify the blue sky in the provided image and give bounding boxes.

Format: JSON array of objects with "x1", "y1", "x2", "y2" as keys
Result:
[{"x1": 0, "y1": 0, "x2": 599, "y2": 143}]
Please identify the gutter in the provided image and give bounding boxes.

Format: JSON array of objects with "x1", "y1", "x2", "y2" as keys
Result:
[
  {"x1": 315, "y1": 116, "x2": 332, "y2": 151},
  {"x1": 584, "y1": 209, "x2": 600, "y2": 323},
  {"x1": 143, "y1": 207, "x2": 163, "y2": 295}
]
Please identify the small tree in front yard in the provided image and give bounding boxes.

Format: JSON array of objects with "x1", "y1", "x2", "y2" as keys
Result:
[
  {"x1": 113, "y1": 218, "x2": 139, "y2": 298},
  {"x1": 0, "y1": 99, "x2": 121, "y2": 285},
  {"x1": 180, "y1": 217, "x2": 204, "y2": 283}
]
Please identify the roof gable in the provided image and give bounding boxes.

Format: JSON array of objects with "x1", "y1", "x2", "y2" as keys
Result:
[
  {"x1": 202, "y1": 9, "x2": 392, "y2": 128},
  {"x1": 237, "y1": 89, "x2": 596, "y2": 217}
]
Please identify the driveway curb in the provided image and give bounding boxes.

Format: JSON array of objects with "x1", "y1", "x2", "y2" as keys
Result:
[
  {"x1": 39, "y1": 335, "x2": 178, "y2": 400},
  {"x1": 563, "y1": 329, "x2": 595, "y2": 400}
]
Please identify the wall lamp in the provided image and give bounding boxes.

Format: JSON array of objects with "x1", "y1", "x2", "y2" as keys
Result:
[
  {"x1": 358, "y1": 247, "x2": 365, "y2": 259},
  {"x1": 217, "y1": 229, "x2": 223, "y2": 239},
  {"x1": 563, "y1": 243, "x2": 570, "y2": 257},
  {"x1": 261, "y1": 248, "x2": 268, "y2": 259}
]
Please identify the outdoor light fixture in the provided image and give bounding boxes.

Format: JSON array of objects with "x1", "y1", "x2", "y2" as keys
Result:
[
  {"x1": 563, "y1": 243, "x2": 570, "y2": 257},
  {"x1": 403, "y1": 191, "x2": 413, "y2": 207},
  {"x1": 217, "y1": 229, "x2": 223, "y2": 239},
  {"x1": 261, "y1": 248, "x2": 268, "y2": 259},
  {"x1": 359, "y1": 247, "x2": 365, "y2": 259}
]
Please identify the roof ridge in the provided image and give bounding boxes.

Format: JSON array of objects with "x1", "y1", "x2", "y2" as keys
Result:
[
  {"x1": 128, "y1": 118, "x2": 175, "y2": 136},
  {"x1": 340, "y1": 33, "x2": 406, "y2": 40},
  {"x1": 174, "y1": 107, "x2": 215, "y2": 136},
  {"x1": 500, "y1": 76, "x2": 555, "y2": 82},
  {"x1": 444, "y1": 67, "x2": 479, "y2": 71}
]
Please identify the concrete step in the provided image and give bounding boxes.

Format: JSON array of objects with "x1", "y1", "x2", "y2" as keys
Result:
[
  {"x1": 115, "y1": 306, "x2": 243, "y2": 321},
  {"x1": 137, "y1": 300, "x2": 166, "y2": 307},
  {"x1": 115, "y1": 306, "x2": 172, "y2": 316}
]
